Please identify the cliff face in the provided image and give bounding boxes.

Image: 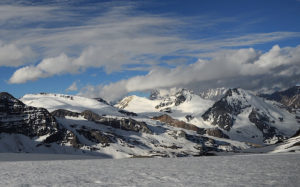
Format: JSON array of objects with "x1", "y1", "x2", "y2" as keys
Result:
[
  {"x1": 0, "y1": 92, "x2": 80, "y2": 151},
  {"x1": 202, "y1": 88, "x2": 251, "y2": 131},
  {"x1": 201, "y1": 88, "x2": 298, "y2": 144},
  {"x1": 0, "y1": 92, "x2": 59, "y2": 138}
]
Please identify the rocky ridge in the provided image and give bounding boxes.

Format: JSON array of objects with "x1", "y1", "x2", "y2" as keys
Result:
[
  {"x1": 0, "y1": 92, "x2": 79, "y2": 149},
  {"x1": 1, "y1": 92, "x2": 242, "y2": 158},
  {"x1": 202, "y1": 88, "x2": 251, "y2": 131},
  {"x1": 201, "y1": 88, "x2": 297, "y2": 143}
]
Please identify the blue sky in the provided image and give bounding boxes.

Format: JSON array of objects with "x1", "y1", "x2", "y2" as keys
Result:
[{"x1": 0, "y1": 0, "x2": 300, "y2": 100}]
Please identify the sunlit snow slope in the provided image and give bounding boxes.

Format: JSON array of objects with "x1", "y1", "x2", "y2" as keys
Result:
[{"x1": 21, "y1": 93, "x2": 121, "y2": 116}]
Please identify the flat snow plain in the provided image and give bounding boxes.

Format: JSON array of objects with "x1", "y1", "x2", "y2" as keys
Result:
[{"x1": 0, "y1": 153, "x2": 299, "y2": 186}]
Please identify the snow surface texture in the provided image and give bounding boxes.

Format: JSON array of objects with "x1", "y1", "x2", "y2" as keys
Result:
[
  {"x1": 21, "y1": 93, "x2": 121, "y2": 116},
  {"x1": 0, "y1": 153, "x2": 299, "y2": 186}
]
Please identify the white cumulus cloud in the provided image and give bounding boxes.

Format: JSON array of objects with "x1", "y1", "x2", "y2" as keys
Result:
[
  {"x1": 4, "y1": 2, "x2": 300, "y2": 84},
  {"x1": 0, "y1": 41, "x2": 35, "y2": 67},
  {"x1": 9, "y1": 53, "x2": 76, "y2": 84},
  {"x1": 79, "y1": 45, "x2": 300, "y2": 101}
]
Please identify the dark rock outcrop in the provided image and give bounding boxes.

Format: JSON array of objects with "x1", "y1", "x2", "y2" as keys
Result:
[
  {"x1": 0, "y1": 92, "x2": 58, "y2": 138},
  {"x1": 185, "y1": 115, "x2": 194, "y2": 122},
  {"x1": 81, "y1": 110, "x2": 103, "y2": 121},
  {"x1": 81, "y1": 110, "x2": 152, "y2": 134},
  {"x1": 52, "y1": 109, "x2": 152, "y2": 134},
  {"x1": 248, "y1": 108, "x2": 281, "y2": 141},
  {"x1": 175, "y1": 94, "x2": 186, "y2": 106},
  {"x1": 96, "y1": 116, "x2": 152, "y2": 134},
  {"x1": 118, "y1": 109, "x2": 138, "y2": 116},
  {"x1": 51, "y1": 109, "x2": 80, "y2": 118},
  {"x1": 155, "y1": 101, "x2": 173, "y2": 109},
  {"x1": 76, "y1": 127, "x2": 112, "y2": 146},
  {"x1": 0, "y1": 92, "x2": 81, "y2": 148},
  {"x1": 149, "y1": 90, "x2": 160, "y2": 100},
  {"x1": 202, "y1": 88, "x2": 251, "y2": 131},
  {"x1": 43, "y1": 129, "x2": 81, "y2": 148},
  {"x1": 154, "y1": 89, "x2": 193, "y2": 109},
  {"x1": 152, "y1": 114, "x2": 205, "y2": 134},
  {"x1": 94, "y1": 97, "x2": 110, "y2": 105},
  {"x1": 205, "y1": 128, "x2": 229, "y2": 139},
  {"x1": 159, "y1": 107, "x2": 172, "y2": 113}
]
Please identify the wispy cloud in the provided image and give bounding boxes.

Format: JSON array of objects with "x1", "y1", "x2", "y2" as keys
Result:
[{"x1": 1, "y1": 1, "x2": 300, "y2": 98}]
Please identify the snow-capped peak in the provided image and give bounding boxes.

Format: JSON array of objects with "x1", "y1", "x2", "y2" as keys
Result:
[
  {"x1": 199, "y1": 87, "x2": 228, "y2": 100},
  {"x1": 115, "y1": 95, "x2": 136, "y2": 109},
  {"x1": 20, "y1": 93, "x2": 121, "y2": 116},
  {"x1": 149, "y1": 88, "x2": 194, "y2": 101}
]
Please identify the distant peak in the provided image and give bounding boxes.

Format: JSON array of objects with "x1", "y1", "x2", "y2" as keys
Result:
[
  {"x1": 149, "y1": 89, "x2": 160, "y2": 100},
  {"x1": 0, "y1": 92, "x2": 25, "y2": 106},
  {"x1": 199, "y1": 87, "x2": 228, "y2": 100},
  {"x1": 149, "y1": 88, "x2": 193, "y2": 100},
  {"x1": 0, "y1": 92, "x2": 15, "y2": 99},
  {"x1": 225, "y1": 88, "x2": 241, "y2": 96}
]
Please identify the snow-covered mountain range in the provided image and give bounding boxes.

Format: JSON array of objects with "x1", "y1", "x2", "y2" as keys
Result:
[
  {"x1": 116, "y1": 86, "x2": 300, "y2": 148},
  {"x1": 1, "y1": 86, "x2": 299, "y2": 158}
]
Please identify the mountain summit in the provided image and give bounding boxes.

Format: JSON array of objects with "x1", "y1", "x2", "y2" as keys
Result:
[{"x1": 1, "y1": 86, "x2": 300, "y2": 157}]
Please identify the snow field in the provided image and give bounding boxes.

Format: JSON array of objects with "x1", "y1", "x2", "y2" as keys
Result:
[{"x1": 0, "y1": 153, "x2": 299, "y2": 186}]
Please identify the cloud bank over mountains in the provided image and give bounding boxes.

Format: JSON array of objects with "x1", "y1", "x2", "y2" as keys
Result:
[
  {"x1": 79, "y1": 45, "x2": 300, "y2": 101},
  {"x1": 0, "y1": 1, "x2": 300, "y2": 100}
]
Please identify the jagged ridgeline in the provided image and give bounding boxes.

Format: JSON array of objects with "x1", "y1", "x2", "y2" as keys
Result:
[
  {"x1": 0, "y1": 92, "x2": 82, "y2": 151},
  {"x1": 0, "y1": 92, "x2": 240, "y2": 158},
  {"x1": 116, "y1": 87, "x2": 300, "y2": 147},
  {"x1": 0, "y1": 86, "x2": 299, "y2": 158}
]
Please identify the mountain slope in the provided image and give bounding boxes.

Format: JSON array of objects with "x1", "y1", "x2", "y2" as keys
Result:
[
  {"x1": 2, "y1": 88, "x2": 299, "y2": 158},
  {"x1": 117, "y1": 87, "x2": 299, "y2": 145},
  {"x1": 1, "y1": 92, "x2": 246, "y2": 158},
  {"x1": 260, "y1": 86, "x2": 300, "y2": 109},
  {"x1": 0, "y1": 92, "x2": 81, "y2": 154},
  {"x1": 21, "y1": 93, "x2": 121, "y2": 116},
  {"x1": 116, "y1": 88, "x2": 214, "y2": 126},
  {"x1": 202, "y1": 88, "x2": 299, "y2": 144}
]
